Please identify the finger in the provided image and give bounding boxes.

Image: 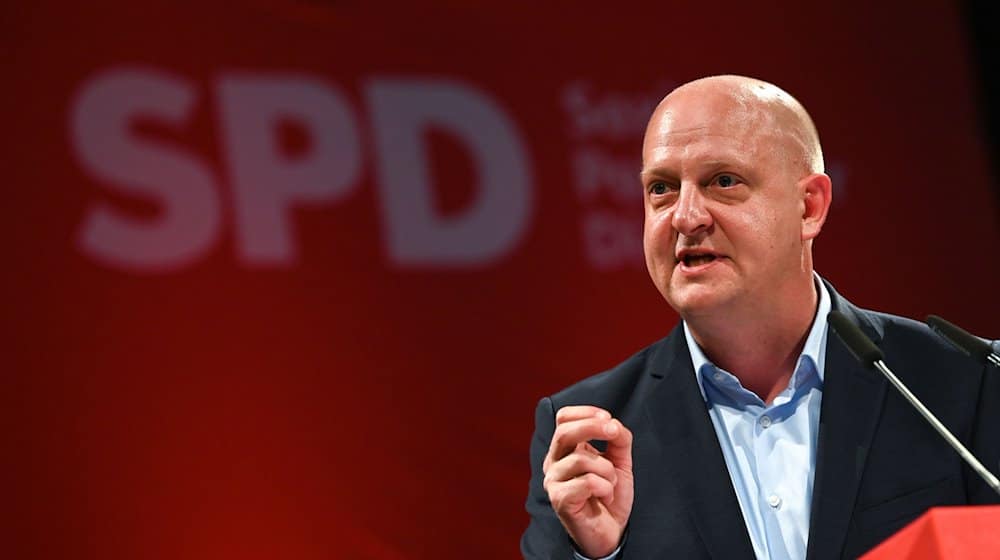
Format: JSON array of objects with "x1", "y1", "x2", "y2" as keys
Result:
[
  {"x1": 576, "y1": 441, "x2": 600, "y2": 455},
  {"x1": 555, "y1": 405, "x2": 611, "y2": 425},
  {"x1": 545, "y1": 417, "x2": 607, "y2": 470},
  {"x1": 602, "y1": 419, "x2": 635, "y2": 470},
  {"x1": 546, "y1": 417, "x2": 622, "y2": 467},
  {"x1": 544, "y1": 448, "x2": 619, "y2": 487},
  {"x1": 547, "y1": 473, "x2": 616, "y2": 514}
]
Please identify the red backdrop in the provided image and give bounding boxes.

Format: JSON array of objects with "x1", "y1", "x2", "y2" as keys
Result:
[{"x1": 8, "y1": 1, "x2": 999, "y2": 558}]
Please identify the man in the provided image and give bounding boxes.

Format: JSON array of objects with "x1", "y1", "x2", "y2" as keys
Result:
[{"x1": 521, "y1": 75, "x2": 999, "y2": 559}]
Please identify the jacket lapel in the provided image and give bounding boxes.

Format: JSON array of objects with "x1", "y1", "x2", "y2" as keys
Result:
[
  {"x1": 644, "y1": 329, "x2": 756, "y2": 559},
  {"x1": 805, "y1": 285, "x2": 888, "y2": 560}
]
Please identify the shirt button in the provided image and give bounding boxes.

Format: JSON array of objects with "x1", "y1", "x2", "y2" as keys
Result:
[
  {"x1": 768, "y1": 494, "x2": 782, "y2": 508},
  {"x1": 760, "y1": 415, "x2": 772, "y2": 428}
]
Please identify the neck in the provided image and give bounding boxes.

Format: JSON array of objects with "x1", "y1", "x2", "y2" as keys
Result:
[{"x1": 686, "y1": 273, "x2": 818, "y2": 404}]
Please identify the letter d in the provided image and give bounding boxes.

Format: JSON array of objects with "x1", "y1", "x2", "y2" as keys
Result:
[{"x1": 367, "y1": 79, "x2": 532, "y2": 267}]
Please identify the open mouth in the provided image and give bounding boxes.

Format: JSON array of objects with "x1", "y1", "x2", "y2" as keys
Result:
[{"x1": 680, "y1": 253, "x2": 718, "y2": 267}]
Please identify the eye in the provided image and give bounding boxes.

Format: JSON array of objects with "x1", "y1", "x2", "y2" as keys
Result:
[
  {"x1": 717, "y1": 174, "x2": 736, "y2": 188},
  {"x1": 648, "y1": 181, "x2": 677, "y2": 195}
]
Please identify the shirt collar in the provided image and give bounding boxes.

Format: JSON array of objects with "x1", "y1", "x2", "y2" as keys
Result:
[{"x1": 684, "y1": 272, "x2": 831, "y2": 402}]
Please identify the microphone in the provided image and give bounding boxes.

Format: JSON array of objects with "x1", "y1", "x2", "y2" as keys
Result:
[
  {"x1": 926, "y1": 315, "x2": 1000, "y2": 368},
  {"x1": 827, "y1": 311, "x2": 1000, "y2": 496}
]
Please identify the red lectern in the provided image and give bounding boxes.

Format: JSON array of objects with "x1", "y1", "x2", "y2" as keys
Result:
[{"x1": 860, "y1": 506, "x2": 1000, "y2": 559}]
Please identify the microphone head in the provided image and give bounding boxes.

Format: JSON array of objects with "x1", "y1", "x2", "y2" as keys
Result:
[
  {"x1": 828, "y1": 310, "x2": 884, "y2": 368},
  {"x1": 926, "y1": 315, "x2": 993, "y2": 362}
]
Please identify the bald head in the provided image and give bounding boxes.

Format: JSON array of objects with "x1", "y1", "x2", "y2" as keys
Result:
[
  {"x1": 648, "y1": 75, "x2": 824, "y2": 175},
  {"x1": 640, "y1": 74, "x2": 834, "y2": 324}
]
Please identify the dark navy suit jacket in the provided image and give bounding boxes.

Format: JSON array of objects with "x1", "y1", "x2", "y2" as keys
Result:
[{"x1": 522, "y1": 282, "x2": 1000, "y2": 559}]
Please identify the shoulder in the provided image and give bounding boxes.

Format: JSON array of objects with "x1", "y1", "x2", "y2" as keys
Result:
[
  {"x1": 866, "y1": 308, "x2": 939, "y2": 346},
  {"x1": 825, "y1": 278, "x2": 963, "y2": 357},
  {"x1": 852, "y1": 304, "x2": 967, "y2": 360},
  {"x1": 546, "y1": 325, "x2": 687, "y2": 415},
  {"x1": 831, "y1": 290, "x2": 986, "y2": 388}
]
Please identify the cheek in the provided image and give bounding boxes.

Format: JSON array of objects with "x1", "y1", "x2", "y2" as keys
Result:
[
  {"x1": 643, "y1": 209, "x2": 673, "y2": 245},
  {"x1": 743, "y1": 215, "x2": 776, "y2": 247},
  {"x1": 740, "y1": 207, "x2": 800, "y2": 253},
  {"x1": 642, "y1": 209, "x2": 670, "y2": 258},
  {"x1": 643, "y1": 212, "x2": 674, "y2": 271}
]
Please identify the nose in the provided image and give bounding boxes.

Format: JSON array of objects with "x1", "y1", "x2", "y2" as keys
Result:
[{"x1": 670, "y1": 183, "x2": 712, "y2": 236}]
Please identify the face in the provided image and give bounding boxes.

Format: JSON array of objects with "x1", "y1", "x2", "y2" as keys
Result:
[{"x1": 640, "y1": 88, "x2": 812, "y2": 320}]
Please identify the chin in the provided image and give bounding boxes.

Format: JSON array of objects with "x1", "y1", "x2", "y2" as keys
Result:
[{"x1": 665, "y1": 284, "x2": 734, "y2": 319}]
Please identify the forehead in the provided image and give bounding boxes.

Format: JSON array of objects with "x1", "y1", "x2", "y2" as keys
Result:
[{"x1": 642, "y1": 92, "x2": 786, "y2": 171}]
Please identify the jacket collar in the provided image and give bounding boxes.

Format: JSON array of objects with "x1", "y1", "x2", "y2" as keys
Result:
[{"x1": 805, "y1": 280, "x2": 887, "y2": 560}]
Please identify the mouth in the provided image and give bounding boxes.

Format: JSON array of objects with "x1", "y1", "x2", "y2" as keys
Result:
[
  {"x1": 676, "y1": 250, "x2": 723, "y2": 269},
  {"x1": 681, "y1": 254, "x2": 717, "y2": 267}
]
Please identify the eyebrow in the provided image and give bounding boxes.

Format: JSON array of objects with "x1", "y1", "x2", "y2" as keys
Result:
[
  {"x1": 640, "y1": 159, "x2": 746, "y2": 181},
  {"x1": 638, "y1": 166, "x2": 672, "y2": 185}
]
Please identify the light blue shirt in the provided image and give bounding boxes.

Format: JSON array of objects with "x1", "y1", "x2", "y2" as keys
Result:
[
  {"x1": 575, "y1": 275, "x2": 830, "y2": 560},
  {"x1": 685, "y1": 275, "x2": 830, "y2": 560}
]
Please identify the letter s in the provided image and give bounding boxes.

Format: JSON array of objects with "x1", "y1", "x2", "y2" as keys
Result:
[{"x1": 70, "y1": 67, "x2": 220, "y2": 272}]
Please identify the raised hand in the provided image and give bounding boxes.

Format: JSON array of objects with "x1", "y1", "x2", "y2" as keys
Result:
[{"x1": 542, "y1": 405, "x2": 634, "y2": 558}]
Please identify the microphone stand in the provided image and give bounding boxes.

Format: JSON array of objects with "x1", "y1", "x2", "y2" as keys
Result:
[{"x1": 828, "y1": 311, "x2": 1000, "y2": 497}]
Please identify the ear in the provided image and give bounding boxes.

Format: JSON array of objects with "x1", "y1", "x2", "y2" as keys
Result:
[{"x1": 800, "y1": 173, "x2": 832, "y2": 241}]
